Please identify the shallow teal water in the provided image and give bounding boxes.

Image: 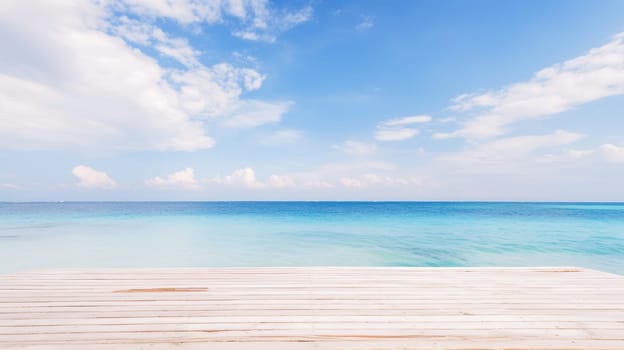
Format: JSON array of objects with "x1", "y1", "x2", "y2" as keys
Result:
[{"x1": 1, "y1": 202, "x2": 623, "y2": 274}]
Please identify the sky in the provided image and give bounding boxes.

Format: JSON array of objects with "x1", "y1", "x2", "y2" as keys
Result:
[{"x1": 1, "y1": 0, "x2": 624, "y2": 201}]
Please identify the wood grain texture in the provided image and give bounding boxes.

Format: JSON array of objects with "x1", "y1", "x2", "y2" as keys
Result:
[{"x1": 0, "y1": 267, "x2": 623, "y2": 349}]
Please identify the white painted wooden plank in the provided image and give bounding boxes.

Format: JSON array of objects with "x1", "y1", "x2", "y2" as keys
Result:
[
  {"x1": 2, "y1": 321, "x2": 623, "y2": 334},
  {"x1": 1, "y1": 328, "x2": 623, "y2": 342},
  {"x1": 5, "y1": 320, "x2": 624, "y2": 333},
  {"x1": 0, "y1": 292, "x2": 620, "y2": 300},
  {"x1": 2, "y1": 339, "x2": 624, "y2": 350},
  {"x1": 1, "y1": 301, "x2": 622, "y2": 310},
  {"x1": 2, "y1": 314, "x2": 623, "y2": 325},
  {"x1": 3, "y1": 310, "x2": 624, "y2": 320},
  {"x1": 1, "y1": 267, "x2": 623, "y2": 349}
]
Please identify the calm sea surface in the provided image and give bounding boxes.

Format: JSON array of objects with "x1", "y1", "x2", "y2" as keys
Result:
[{"x1": 1, "y1": 202, "x2": 623, "y2": 274}]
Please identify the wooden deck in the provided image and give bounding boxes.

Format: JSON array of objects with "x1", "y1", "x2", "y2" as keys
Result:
[{"x1": 0, "y1": 267, "x2": 623, "y2": 349}]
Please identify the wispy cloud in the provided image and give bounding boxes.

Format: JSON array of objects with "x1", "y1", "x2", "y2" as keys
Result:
[
  {"x1": 600, "y1": 144, "x2": 624, "y2": 163},
  {"x1": 222, "y1": 100, "x2": 292, "y2": 128},
  {"x1": 263, "y1": 129, "x2": 303, "y2": 144},
  {"x1": 333, "y1": 140, "x2": 378, "y2": 156},
  {"x1": 375, "y1": 115, "x2": 431, "y2": 141},
  {"x1": 355, "y1": 16, "x2": 374, "y2": 31},
  {"x1": 1, "y1": 183, "x2": 21, "y2": 190},
  {"x1": 538, "y1": 149, "x2": 594, "y2": 163},
  {"x1": 436, "y1": 32, "x2": 624, "y2": 140},
  {"x1": 231, "y1": 3, "x2": 314, "y2": 42},
  {"x1": 440, "y1": 130, "x2": 585, "y2": 166},
  {"x1": 375, "y1": 128, "x2": 419, "y2": 141},
  {"x1": 112, "y1": 16, "x2": 201, "y2": 67},
  {"x1": 118, "y1": 0, "x2": 312, "y2": 42}
]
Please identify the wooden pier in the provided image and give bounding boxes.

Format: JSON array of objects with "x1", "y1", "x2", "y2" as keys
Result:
[{"x1": 1, "y1": 267, "x2": 623, "y2": 349}]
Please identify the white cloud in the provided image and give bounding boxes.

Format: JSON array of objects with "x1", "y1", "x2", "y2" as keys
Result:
[
  {"x1": 264, "y1": 129, "x2": 302, "y2": 144},
  {"x1": 281, "y1": 5, "x2": 313, "y2": 27},
  {"x1": 374, "y1": 115, "x2": 430, "y2": 141},
  {"x1": 382, "y1": 115, "x2": 432, "y2": 126},
  {"x1": 112, "y1": 17, "x2": 200, "y2": 67},
  {"x1": 333, "y1": 140, "x2": 378, "y2": 156},
  {"x1": 1, "y1": 183, "x2": 20, "y2": 190},
  {"x1": 375, "y1": 128, "x2": 420, "y2": 141},
  {"x1": 355, "y1": 16, "x2": 374, "y2": 31},
  {"x1": 600, "y1": 144, "x2": 624, "y2": 163},
  {"x1": 224, "y1": 0, "x2": 247, "y2": 18},
  {"x1": 440, "y1": 32, "x2": 624, "y2": 140},
  {"x1": 432, "y1": 132, "x2": 453, "y2": 140},
  {"x1": 72, "y1": 165, "x2": 117, "y2": 189},
  {"x1": 231, "y1": 3, "x2": 314, "y2": 42},
  {"x1": 267, "y1": 174, "x2": 296, "y2": 188},
  {"x1": 438, "y1": 117, "x2": 456, "y2": 123},
  {"x1": 207, "y1": 167, "x2": 334, "y2": 190},
  {"x1": 207, "y1": 168, "x2": 266, "y2": 189},
  {"x1": 210, "y1": 164, "x2": 424, "y2": 191},
  {"x1": 145, "y1": 168, "x2": 199, "y2": 189},
  {"x1": 441, "y1": 130, "x2": 584, "y2": 165},
  {"x1": 118, "y1": 0, "x2": 313, "y2": 39},
  {"x1": 320, "y1": 161, "x2": 395, "y2": 172},
  {"x1": 118, "y1": 0, "x2": 222, "y2": 23},
  {"x1": 222, "y1": 100, "x2": 292, "y2": 128},
  {"x1": 340, "y1": 174, "x2": 422, "y2": 188},
  {"x1": 0, "y1": 1, "x2": 292, "y2": 151},
  {"x1": 538, "y1": 149, "x2": 594, "y2": 163}
]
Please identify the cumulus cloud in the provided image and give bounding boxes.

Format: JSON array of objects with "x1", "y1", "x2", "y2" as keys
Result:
[
  {"x1": 72, "y1": 165, "x2": 117, "y2": 189},
  {"x1": 600, "y1": 144, "x2": 624, "y2": 163},
  {"x1": 207, "y1": 167, "x2": 332, "y2": 189},
  {"x1": 0, "y1": 1, "x2": 293, "y2": 151},
  {"x1": 333, "y1": 140, "x2": 378, "y2": 156},
  {"x1": 267, "y1": 174, "x2": 297, "y2": 188},
  {"x1": 438, "y1": 32, "x2": 624, "y2": 140},
  {"x1": 374, "y1": 115, "x2": 431, "y2": 141},
  {"x1": 208, "y1": 167, "x2": 266, "y2": 189},
  {"x1": 145, "y1": 168, "x2": 199, "y2": 189}
]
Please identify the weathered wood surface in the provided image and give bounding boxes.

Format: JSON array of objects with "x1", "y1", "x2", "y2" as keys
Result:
[{"x1": 0, "y1": 267, "x2": 623, "y2": 349}]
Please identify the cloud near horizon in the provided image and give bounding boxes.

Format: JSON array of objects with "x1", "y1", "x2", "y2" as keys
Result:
[
  {"x1": 440, "y1": 130, "x2": 585, "y2": 167},
  {"x1": 72, "y1": 165, "x2": 117, "y2": 189},
  {"x1": 146, "y1": 168, "x2": 199, "y2": 189}
]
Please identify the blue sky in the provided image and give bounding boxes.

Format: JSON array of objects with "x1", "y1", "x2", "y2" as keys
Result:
[{"x1": 1, "y1": 0, "x2": 624, "y2": 201}]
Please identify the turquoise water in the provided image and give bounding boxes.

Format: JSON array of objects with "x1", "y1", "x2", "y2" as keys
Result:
[{"x1": 0, "y1": 202, "x2": 623, "y2": 274}]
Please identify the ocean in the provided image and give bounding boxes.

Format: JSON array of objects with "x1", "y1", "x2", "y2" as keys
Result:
[{"x1": 1, "y1": 202, "x2": 623, "y2": 274}]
